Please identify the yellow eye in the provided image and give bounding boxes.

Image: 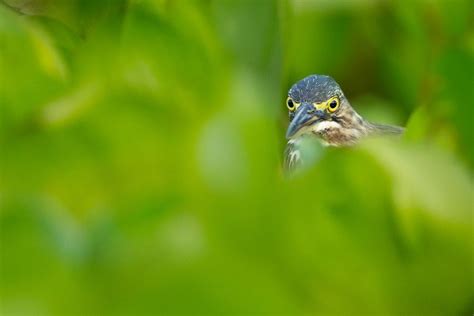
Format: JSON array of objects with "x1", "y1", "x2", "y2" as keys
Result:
[
  {"x1": 327, "y1": 97, "x2": 340, "y2": 113},
  {"x1": 286, "y1": 97, "x2": 298, "y2": 111}
]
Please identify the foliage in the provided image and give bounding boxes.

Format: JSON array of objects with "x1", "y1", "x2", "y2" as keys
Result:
[{"x1": 0, "y1": 0, "x2": 473, "y2": 314}]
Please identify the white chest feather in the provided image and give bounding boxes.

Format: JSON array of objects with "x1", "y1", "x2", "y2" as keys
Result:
[{"x1": 312, "y1": 121, "x2": 341, "y2": 133}]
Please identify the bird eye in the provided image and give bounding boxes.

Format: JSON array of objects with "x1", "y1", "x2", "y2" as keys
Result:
[
  {"x1": 286, "y1": 97, "x2": 296, "y2": 111},
  {"x1": 327, "y1": 97, "x2": 340, "y2": 112}
]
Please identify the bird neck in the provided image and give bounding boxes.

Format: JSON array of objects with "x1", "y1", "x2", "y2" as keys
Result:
[
  {"x1": 313, "y1": 110, "x2": 368, "y2": 146},
  {"x1": 366, "y1": 122, "x2": 405, "y2": 135},
  {"x1": 312, "y1": 109, "x2": 403, "y2": 146}
]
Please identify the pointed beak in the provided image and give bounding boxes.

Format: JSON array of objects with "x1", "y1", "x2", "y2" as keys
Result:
[{"x1": 286, "y1": 103, "x2": 325, "y2": 139}]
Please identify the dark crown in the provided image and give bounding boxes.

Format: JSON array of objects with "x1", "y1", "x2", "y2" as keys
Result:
[{"x1": 289, "y1": 75, "x2": 343, "y2": 103}]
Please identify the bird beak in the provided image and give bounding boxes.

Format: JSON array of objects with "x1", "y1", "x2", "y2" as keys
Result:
[{"x1": 286, "y1": 103, "x2": 324, "y2": 139}]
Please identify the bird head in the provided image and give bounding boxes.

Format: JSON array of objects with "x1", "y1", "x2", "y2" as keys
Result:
[{"x1": 285, "y1": 75, "x2": 355, "y2": 140}]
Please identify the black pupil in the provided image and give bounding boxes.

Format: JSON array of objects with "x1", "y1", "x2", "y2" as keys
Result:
[
  {"x1": 287, "y1": 99, "x2": 294, "y2": 109},
  {"x1": 330, "y1": 100, "x2": 338, "y2": 108}
]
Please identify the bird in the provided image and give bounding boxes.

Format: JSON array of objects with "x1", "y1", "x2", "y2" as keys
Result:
[{"x1": 284, "y1": 74, "x2": 404, "y2": 172}]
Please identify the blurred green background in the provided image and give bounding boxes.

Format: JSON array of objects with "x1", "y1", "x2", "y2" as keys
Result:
[{"x1": 0, "y1": 0, "x2": 473, "y2": 315}]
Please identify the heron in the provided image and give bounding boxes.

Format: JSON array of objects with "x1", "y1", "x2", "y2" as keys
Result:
[{"x1": 284, "y1": 74, "x2": 404, "y2": 172}]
